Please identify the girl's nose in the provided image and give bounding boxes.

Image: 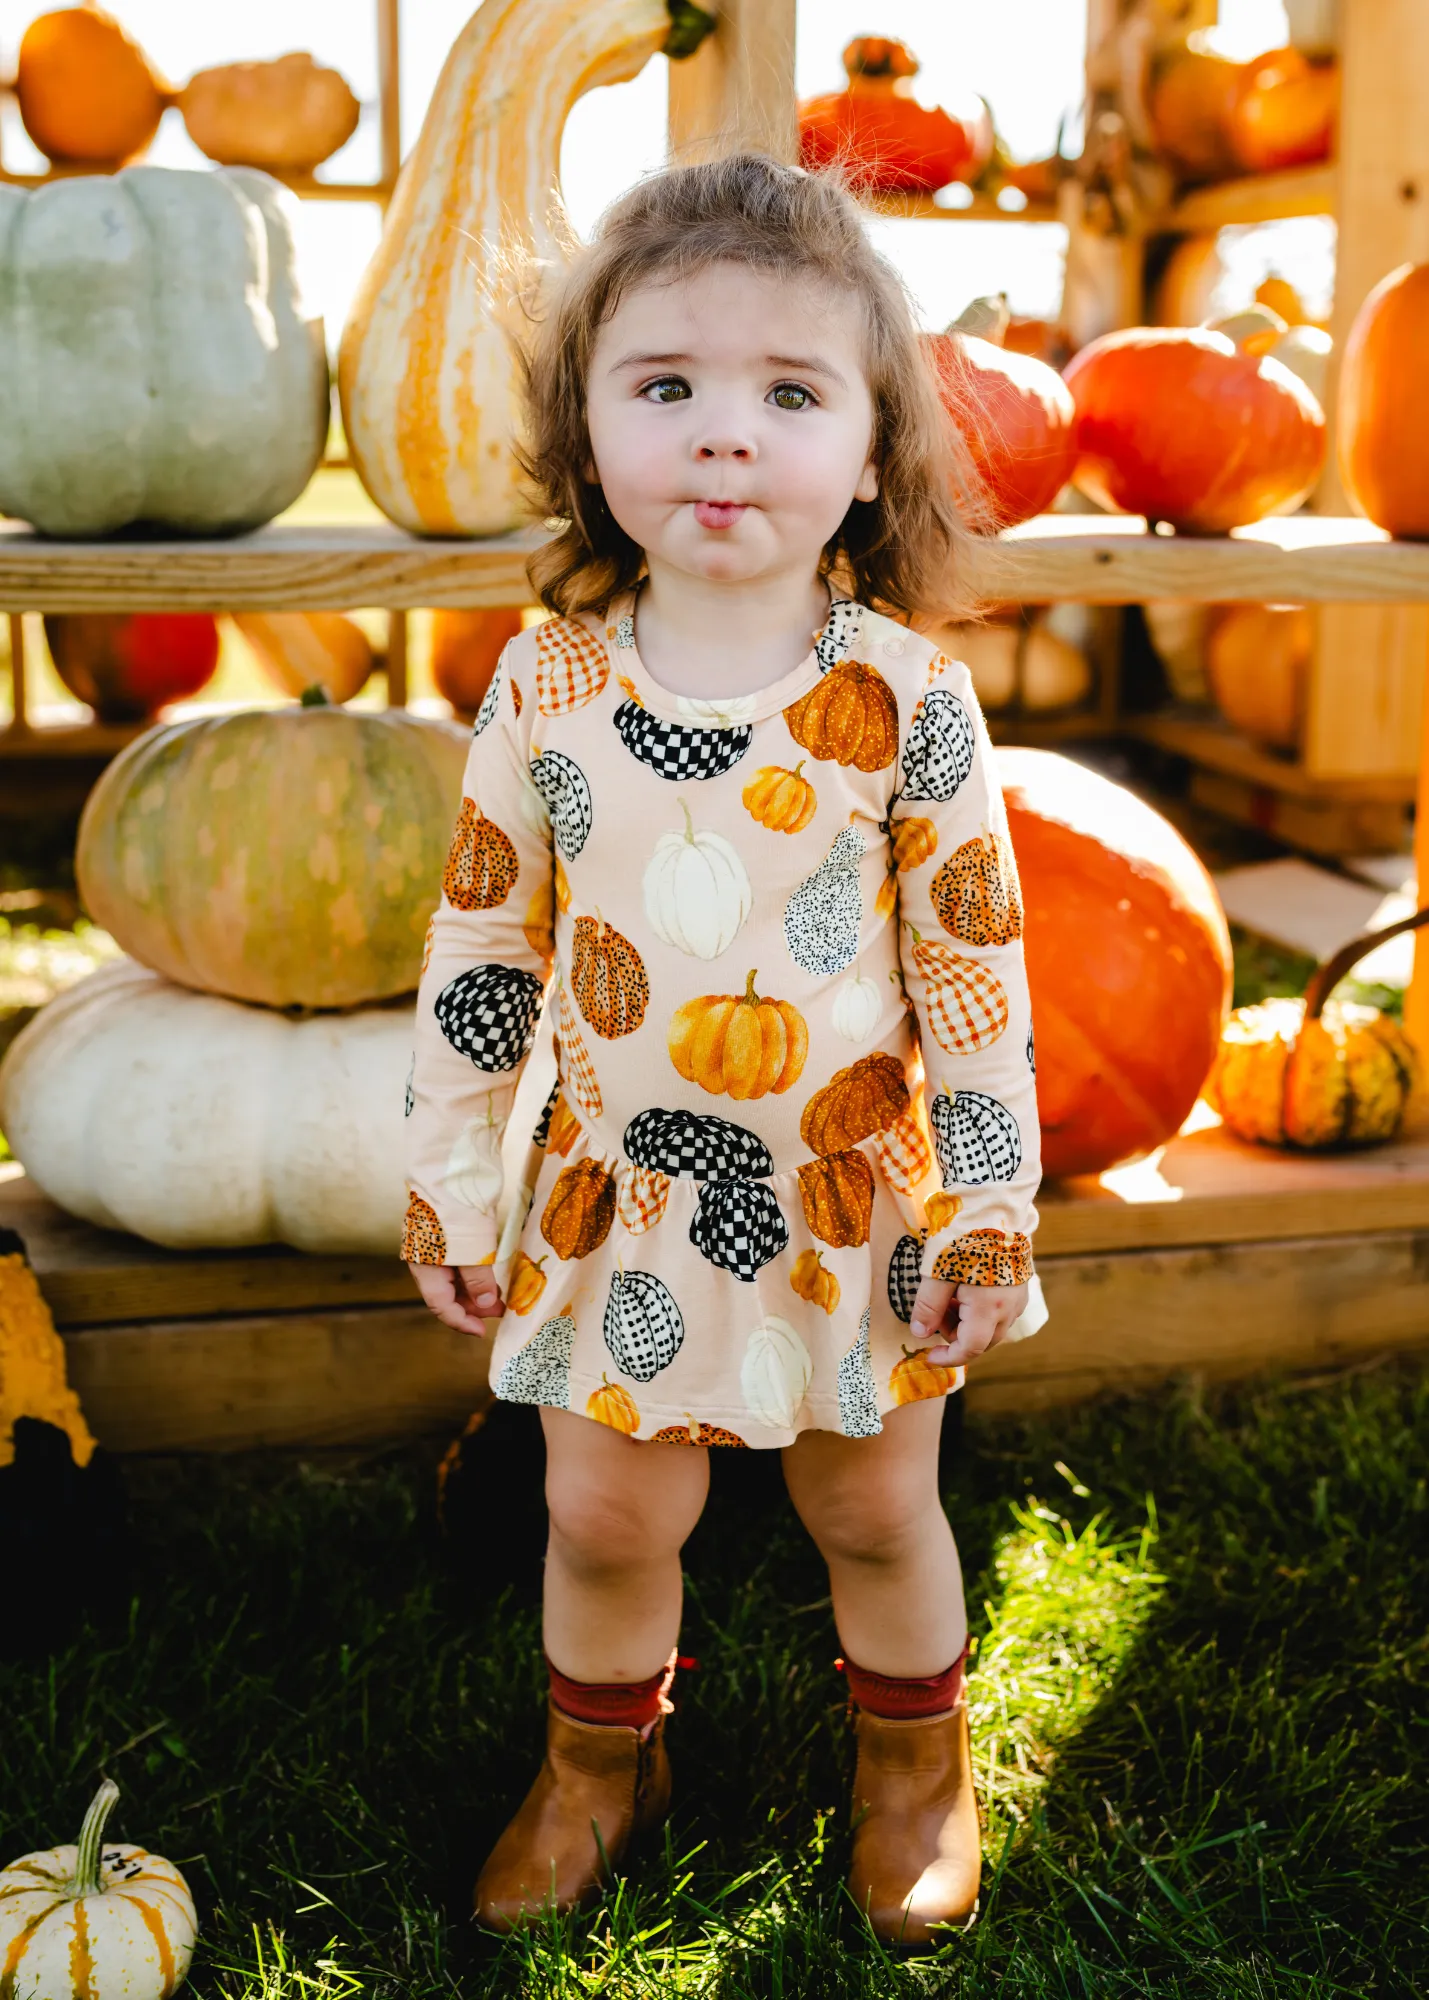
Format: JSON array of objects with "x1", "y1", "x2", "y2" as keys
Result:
[{"x1": 696, "y1": 433, "x2": 756, "y2": 461}]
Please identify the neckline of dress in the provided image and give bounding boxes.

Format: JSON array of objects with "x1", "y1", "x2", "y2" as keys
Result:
[{"x1": 600, "y1": 586, "x2": 853, "y2": 726}]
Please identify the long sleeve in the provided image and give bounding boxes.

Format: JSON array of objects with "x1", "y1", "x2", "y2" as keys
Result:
[
  {"x1": 893, "y1": 653, "x2": 1042, "y2": 1287},
  {"x1": 402, "y1": 642, "x2": 555, "y2": 1266}
]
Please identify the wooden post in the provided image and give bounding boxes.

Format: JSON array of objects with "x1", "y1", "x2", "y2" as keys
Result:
[
  {"x1": 385, "y1": 610, "x2": 408, "y2": 709},
  {"x1": 1305, "y1": 1, "x2": 1429, "y2": 811},
  {"x1": 6, "y1": 614, "x2": 27, "y2": 734},
  {"x1": 376, "y1": 0, "x2": 402, "y2": 202},
  {"x1": 667, "y1": 0, "x2": 797, "y2": 165}
]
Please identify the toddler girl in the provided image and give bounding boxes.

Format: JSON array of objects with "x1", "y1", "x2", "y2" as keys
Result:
[{"x1": 405, "y1": 153, "x2": 1043, "y2": 1945}]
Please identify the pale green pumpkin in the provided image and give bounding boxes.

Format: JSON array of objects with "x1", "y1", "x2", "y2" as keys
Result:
[
  {"x1": 0, "y1": 165, "x2": 327, "y2": 536},
  {"x1": 77, "y1": 705, "x2": 470, "y2": 1010}
]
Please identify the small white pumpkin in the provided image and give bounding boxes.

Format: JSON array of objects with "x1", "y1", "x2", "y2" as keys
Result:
[
  {"x1": 741, "y1": 1314, "x2": 814, "y2": 1431},
  {"x1": 643, "y1": 798, "x2": 751, "y2": 960},
  {"x1": 445, "y1": 1109, "x2": 506, "y2": 1211},
  {"x1": 0, "y1": 1781, "x2": 197, "y2": 2000},
  {"x1": 832, "y1": 968, "x2": 882, "y2": 1044},
  {"x1": 675, "y1": 692, "x2": 760, "y2": 729}
]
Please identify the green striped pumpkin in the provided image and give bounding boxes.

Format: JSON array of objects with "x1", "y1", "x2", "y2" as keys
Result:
[{"x1": 77, "y1": 703, "x2": 469, "y2": 1010}]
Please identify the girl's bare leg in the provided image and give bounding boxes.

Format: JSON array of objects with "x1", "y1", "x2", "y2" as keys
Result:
[
  {"x1": 540, "y1": 1407, "x2": 710, "y2": 1683},
  {"x1": 781, "y1": 1397, "x2": 966, "y2": 1676}
]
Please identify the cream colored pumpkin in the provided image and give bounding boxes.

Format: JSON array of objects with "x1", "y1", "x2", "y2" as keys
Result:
[
  {"x1": 643, "y1": 799, "x2": 752, "y2": 960},
  {"x1": 936, "y1": 619, "x2": 1092, "y2": 714},
  {"x1": 0, "y1": 166, "x2": 327, "y2": 536},
  {"x1": 0, "y1": 960, "x2": 412, "y2": 1254},
  {"x1": 832, "y1": 969, "x2": 882, "y2": 1044},
  {"x1": 741, "y1": 1315, "x2": 814, "y2": 1431},
  {"x1": 0, "y1": 1781, "x2": 196, "y2": 2000},
  {"x1": 231, "y1": 611, "x2": 374, "y2": 705},
  {"x1": 445, "y1": 1110, "x2": 506, "y2": 1211},
  {"x1": 339, "y1": 0, "x2": 713, "y2": 536}
]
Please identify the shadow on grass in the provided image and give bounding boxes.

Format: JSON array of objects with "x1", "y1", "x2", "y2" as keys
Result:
[{"x1": 2, "y1": 1366, "x2": 1426, "y2": 1997}]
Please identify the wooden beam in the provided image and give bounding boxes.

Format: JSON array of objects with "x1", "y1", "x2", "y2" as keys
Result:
[
  {"x1": 1166, "y1": 163, "x2": 1335, "y2": 231},
  {"x1": 667, "y1": 0, "x2": 797, "y2": 165},
  {"x1": 376, "y1": 0, "x2": 402, "y2": 201}
]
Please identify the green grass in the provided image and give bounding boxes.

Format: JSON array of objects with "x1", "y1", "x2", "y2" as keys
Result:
[{"x1": 4, "y1": 1369, "x2": 1427, "y2": 1996}]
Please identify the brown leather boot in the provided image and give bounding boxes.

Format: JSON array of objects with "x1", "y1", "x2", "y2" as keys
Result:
[
  {"x1": 473, "y1": 1700, "x2": 672, "y2": 1931},
  {"x1": 848, "y1": 1702, "x2": 981, "y2": 1944}
]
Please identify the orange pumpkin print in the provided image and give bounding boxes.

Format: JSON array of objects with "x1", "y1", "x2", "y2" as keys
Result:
[
  {"x1": 891, "y1": 1343, "x2": 959, "y2": 1406},
  {"x1": 924, "y1": 1189, "x2": 964, "y2": 1233},
  {"x1": 875, "y1": 862, "x2": 899, "y2": 922},
  {"x1": 743, "y1": 760, "x2": 817, "y2": 833},
  {"x1": 932, "y1": 1228, "x2": 1033, "y2": 1287},
  {"x1": 540, "y1": 1158, "x2": 617, "y2": 1260},
  {"x1": 506, "y1": 1249, "x2": 549, "y2": 1315},
  {"x1": 421, "y1": 916, "x2": 435, "y2": 974},
  {"x1": 401, "y1": 1192, "x2": 446, "y2": 1264},
  {"x1": 554, "y1": 855, "x2": 571, "y2": 912},
  {"x1": 651, "y1": 1415, "x2": 749, "y2": 1446},
  {"x1": 668, "y1": 968, "x2": 808, "y2": 1100},
  {"x1": 588, "y1": 1376, "x2": 641, "y2": 1434},
  {"x1": 545, "y1": 1095, "x2": 581, "y2": 1157},
  {"x1": 535, "y1": 616, "x2": 609, "y2": 715},
  {"x1": 798, "y1": 1149, "x2": 875, "y2": 1247},
  {"x1": 932, "y1": 830, "x2": 1024, "y2": 946},
  {"x1": 800, "y1": 1051, "x2": 910, "y2": 1155},
  {"x1": 556, "y1": 977, "x2": 603, "y2": 1117},
  {"x1": 891, "y1": 816, "x2": 937, "y2": 871},
  {"x1": 790, "y1": 1246, "x2": 840, "y2": 1313},
  {"x1": 571, "y1": 914, "x2": 649, "y2": 1039},
  {"x1": 784, "y1": 661, "x2": 898, "y2": 771},
  {"x1": 444, "y1": 798, "x2": 519, "y2": 911}
]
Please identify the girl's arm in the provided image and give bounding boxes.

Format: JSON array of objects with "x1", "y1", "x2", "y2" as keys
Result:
[
  {"x1": 894, "y1": 654, "x2": 1042, "y2": 1360},
  {"x1": 403, "y1": 644, "x2": 554, "y2": 1293}
]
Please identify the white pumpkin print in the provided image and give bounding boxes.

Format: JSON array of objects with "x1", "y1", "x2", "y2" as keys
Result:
[
  {"x1": 832, "y1": 968, "x2": 881, "y2": 1043},
  {"x1": 444, "y1": 1109, "x2": 506, "y2": 1210},
  {"x1": 741, "y1": 1314, "x2": 814, "y2": 1429},
  {"x1": 784, "y1": 822, "x2": 866, "y2": 977},
  {"x1": 643, "y1": 798, "x2": 752, "y2": 959},
  {"x1": 676, "y1": 691, "x2": 760, "y2": 728}
]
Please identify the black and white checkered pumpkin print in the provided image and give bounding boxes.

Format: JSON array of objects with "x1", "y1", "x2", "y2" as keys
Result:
[
  {"x1": 404, "y1": 1054, "x2": 415, "y2": 1118},
  {"x1": 472, "y1": 662, "x2": 505, "y2": 738},
  {"x1": 613, "y1": 700, "x2": 753, "y2": 781},
  {"x1": 900, "y1": 689, "x2": 975, "y2": 803},
  {"x1": 494, "y1": 1313, "x2": 574, "y2": 1409},
  {"x1": 623, "y1": 1107, "x2": 774, "y2": 1180},
  {"x1": 930, "y1": 1089, "x2": 1023, "y2": 1186},
  {"x1": 604, "y1": 1268, "x2": 685, "y2": 1382},
  {"x1": 784, "y1": 823, "x2": 866, "y2": 977},
  {"x1": 435, "y1": 963, "x2": 544, "y2": 1072},
  {"x1": 837, "y1": 1309, "x2": 882, "y2": 1437},
  {"x1": 529, "y1": 748, "x2": 594, "y2": 860},
  {"x1": 887, "y1": 1232, "x2": 925, "y2": 1323},
  {"x1": 532, "y1": 1076, "x2": 561, "y2": 1151},
  {"x1": 1027, "y1": 1021, "x2": 1036, "y2": 1074},
  {"x1": 690, "y1": 1178, "x2": 788, "y2": 1281},
  {"x1": 815, "y1": 598, "x2": 862, "y2": 672}
]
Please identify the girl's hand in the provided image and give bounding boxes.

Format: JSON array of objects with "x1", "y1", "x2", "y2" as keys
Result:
[
  {"x1": 408, "y1": 1262, "x2": 505, "y2": 1337},
  {"x1": 909, "y1": 1278, "x2": 1029, "y2": 1369}
]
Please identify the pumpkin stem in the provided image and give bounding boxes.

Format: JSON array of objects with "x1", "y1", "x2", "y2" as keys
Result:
[
  {"x1": 299, "y1": 683, "x2": 332, "y2": 708},
  {"x1": 663, "y1": 0, "x2": 716, "y2": 60},
  {"x1": 791, "y1": 760, "x2": 805, "y2": 779},
  {"x1": 742, "y1": 968, "x2": 761, "y2": 1006},
  {"x1": 70, "y1": 1781, "x2": 120, "y2": 1900},
  {"x1": 677, "y1": 797, "x2": 695, "y2": 844},
  {"x1": 1303, "y1": 905, "x2": 1429, "y2": 1022}
]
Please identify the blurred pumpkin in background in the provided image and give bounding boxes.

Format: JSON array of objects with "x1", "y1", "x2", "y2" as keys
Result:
[
  {"x1": 180, "y1": 53, "x2": 361, "y2": 173},
  {"x1": 231, "y1": 611, "x2": 374, "y2": 705},
  {"x1": 924, "y1": 301, "x2": 1077, "y2": 529},
  {"x1": 432, "y1": 608, "x2": 527, "y2": 718},
  {"x1": 44, "y1": 613, "x2": 219, "y2": 723},
  {"x1": 1205, "y1": 603, "x2": 1312, "y2": 753},
  {"x1": 798, "y1": 37, "x2": 993, "y2": 193},
  {"x1": 16, "y1": 5, "x2": 169, "y2": 168},
  {"x1": 1339, "y1": 261, "x2": 1429, "y2": 539},
  {"x1": 1149, "y1": 39, "x2": 1334, "y2": 182}
]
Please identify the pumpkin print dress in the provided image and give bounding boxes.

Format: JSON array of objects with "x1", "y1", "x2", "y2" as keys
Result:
[{"x1": 404, "y1": 596, "x2": 1043, "y2": 1447}]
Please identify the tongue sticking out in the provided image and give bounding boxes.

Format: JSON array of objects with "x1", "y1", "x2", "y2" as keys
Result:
[{"x1": 694, "y1": 501, "x2": 746, "y2": 530}]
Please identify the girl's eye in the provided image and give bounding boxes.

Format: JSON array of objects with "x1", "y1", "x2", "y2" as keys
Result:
[
  {"x1": 642, "y1": 377, "x2": 691, "y2": 404},
  {"x1": 769, "y1": 382, "x2": 815, "y2": 411}
]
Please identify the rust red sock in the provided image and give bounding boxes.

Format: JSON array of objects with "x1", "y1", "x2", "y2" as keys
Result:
[
  {"x1": 838, "y1": 1641, "x2": 969, "y2": 1719},
  {"x1": 546, "y1": 1648, "x2": 684, "y2": 1729}
]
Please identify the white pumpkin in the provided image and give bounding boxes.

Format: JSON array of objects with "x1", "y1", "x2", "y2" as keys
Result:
[
  {"x1": 741, "y1": 1314, "x2": 814, "y2": 1431},
  {"x1": 643, "y1": 799, "x2": 752, "y2": 960},
  {"x1": 0, "y1": 1781, "x2": 197, "y2": 2000},
  {"x1": 0, "y1": 167, "x2": 327, "y2": 536},
  {"x1": 0, "y1": 960, "x2": 410, "y2": 1255},
  {"x1": 832, "y1": 969, "x2": 882, "y2": 1044},
  {"x1": 675, "y1": 692, "x2": 760, "y2": 728},
  {"x1": 445, "y1": 1110, "x2": 506, "y2": 1211},
  {"x1": 935, "y1": 620, "x2": 1092, "y2": 715}
]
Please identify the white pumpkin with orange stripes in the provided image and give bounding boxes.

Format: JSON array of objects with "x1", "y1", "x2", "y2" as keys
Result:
[
  {"x1": 338, "y1": 0, "x2": 715, "y2": 535},
  {"x1": 0, "y1": 1781, "x2": 197, "y2": 2000}
]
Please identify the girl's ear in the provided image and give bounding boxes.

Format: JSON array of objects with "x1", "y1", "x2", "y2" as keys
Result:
[{"x1": 854, "y1": 455, "x2": 879, "y2": 504}]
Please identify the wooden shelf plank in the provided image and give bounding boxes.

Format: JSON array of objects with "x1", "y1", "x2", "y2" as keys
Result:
[
  {"x1": 1164, "y1": 162, "x2": 1336, "y2": 232},
  {"x1": 1127, "y1": 711, "x2": 1417, "y2": 802},
  {"x1": 4, "y1": 516, "x2": 1429, "y2": 613},
  {"x1": 865, "y1": 189, "x2": 1059, "y2": 224}
]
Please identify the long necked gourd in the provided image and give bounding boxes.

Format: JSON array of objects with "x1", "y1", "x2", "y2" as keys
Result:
[{"x1": 338, "y1": 0, "x2": 714, "y2": 537}]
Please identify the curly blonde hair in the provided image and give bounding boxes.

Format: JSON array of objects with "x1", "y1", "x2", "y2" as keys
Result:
[{"x1": 518, "y1": 152, "x2": 984, "y2": 622}]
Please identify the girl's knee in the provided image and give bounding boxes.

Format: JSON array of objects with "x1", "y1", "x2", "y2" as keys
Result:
[
  {"x1": 797, "y1": 1474, "x2": 939, "y2": 1568},
  {"x1": 546, "y1": 1445, "x2": 703, "y2": 1570}
]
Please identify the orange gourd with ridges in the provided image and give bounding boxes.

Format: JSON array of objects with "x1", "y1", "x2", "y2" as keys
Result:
[
  {"x1": 444, "y1": 798, "x2": 519, "y2": 910},
  {"x1": 588, "y1": 1376, "x2": 640, "y2": 1434},
  {"x1": 17, "y1": 7, "x2": 168, "y2": 168},
  {"x1": 890, "y1": 1343, "x2": 958, "y2": 1405},
  {"x1": 790, "y1": 1247, "x2": 840, "y2": 1313},
  {"x1": 432, "y1": 609, "x2": 525, "y2": 717},
  {"x1": 924, "y1": 332, "x2": 1077, "y2": 530},
  {"x1": 668, "y1": 969, "x2": 808, "y2": 1100},
  {"x1": 1339, "y1": 263, "x2": 1429, "y2": 539},
  {"x1": 743, "y1": 762, "x2": 816, "y2": 833},
  {"x1": 784, "y1": 662, "x2": 898, "y2": 771},
  {"x1": 798, "y1": 37, "x2": 992, "y2": 194}
]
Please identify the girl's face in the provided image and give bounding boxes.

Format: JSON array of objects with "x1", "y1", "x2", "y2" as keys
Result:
[{"x1": 585, "y1": 262, "x2": 879, "y2": 589}]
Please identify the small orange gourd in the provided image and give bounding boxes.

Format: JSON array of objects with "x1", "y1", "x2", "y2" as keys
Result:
[
  {"x1": 588, "y1": 1376, "x2": 641, "y2": 1434},
  {"x1": 443, "y1": 799, "x2": 520, "y2": 911},
  {"x1": 432, "y1": 609, "x2": 526, "y2": 718},
  {"x1": 667, "y1": 969, "x2": 808, "y2": 1100},
  {"x1": 931, "y1": 1228, "x2": 1033, "y2": 1287},
  {"x1": 742, "y1": 761, "x2": 817, "y2": 833},
  {"x1": 232, "y1": 612, "x2": 374, "y2": 707},
  {"x1": 570, "y1": 915, "x2": 650, "y2": 1039},
  {"x1": 16, "y1": 6, "x2": 168, "y2": 168},
  {"x1": 541, "y1": 1159, "x2": 618, "y2": 1260},
  {"x1": 800, "y1": 1052, "x2": 910, "y2": 1156},
  {"x1": 506, "y1": 1250, "x2": 549, "y2": 1315},
  {"x1": 789, "y1": 1247, "x2": 840, "y2": 1314},
  {"x1": 545, "y1": 1096, "x2": 581, "y2": 1157},
  {"x1": 932, "y1": 831, "x2": 1024, "y2": 946},
  {"x1": 891, "y1": 816, "x2": 937, "y2": 871},
  {"x1": 923, "y1": 1189, "x2": 963, "y2": 1233},
  {"x1": 402, "y1": 1193, "x2": 447, "y2": 1265},
  {"x1": 891, "y1": 1343, "x2": 959, "y2": 1405}
]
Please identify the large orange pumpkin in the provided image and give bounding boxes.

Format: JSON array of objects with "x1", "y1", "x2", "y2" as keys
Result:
[
  {"x1": 1205, "y1": 604, "x2": 1312, "y2": 752},
  {"x1": 1063, "y1": 324, "x2": 1325, "y2": 532},
  {"x1": 1002, "y1": 748, "x2": 1232, "y2": 1178},
  {"x1": 45, "y1": 614, "x2": 219, "y2": 723},
  {"x1": 431, "y1": 609, "x2": 527, "y2": 718},
  {"x1": 923, "y1": 331, "x2": 1077, "y2": 529},
  {"x1": 1225, "y1": 47, "x2": 1337, "y2": 173},
  {"x1": 1339, "y1": 262, "x2": 1429, "y2": 538},
  {"x1": 16, "y1": 6, "x2": 168, "y2": 168},
  {"x1": 798, "y1": 36, "x2": 992, "y2": 193},
  {"x1": 668, "y1": 968, "x2": 808, "y2": 1100}
]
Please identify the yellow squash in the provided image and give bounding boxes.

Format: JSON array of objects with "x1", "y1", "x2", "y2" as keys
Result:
[{"x1": 339, "y1": 0, "x2": 713, "y2": 536}]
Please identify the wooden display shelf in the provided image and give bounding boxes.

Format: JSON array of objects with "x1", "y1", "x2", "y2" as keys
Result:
[
  {"x1": 865, "y1": 189, "x2": 1058, "y2": 224},
  {"x1": 4, "y1": 516, "x2": 1429, "y2": 618},
  {"x1": 1164, "y1": 162, "x2": 1336, "y2": 232},
  {"x1": 7, "y1": 1113, "x2": 1429, "y2": 1449}
]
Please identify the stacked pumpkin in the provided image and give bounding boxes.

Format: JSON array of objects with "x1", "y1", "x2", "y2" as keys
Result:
[{"x1": 0, "y1": 704, "x2": 469, "y2": 1255}]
